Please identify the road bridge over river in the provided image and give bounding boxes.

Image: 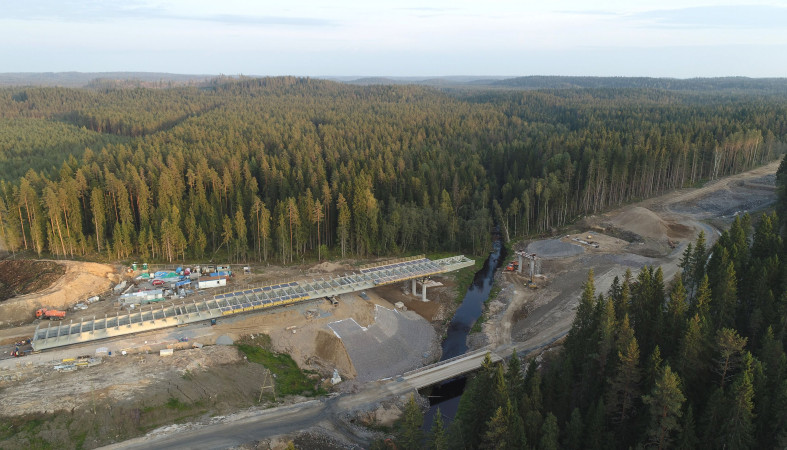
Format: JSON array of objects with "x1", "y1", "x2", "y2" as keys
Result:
[
  {"x1": 31, "y1": 255, "x2": 474, "y2": 351},
  {"x1": 107, "y1": 333, "x2": 567, "y2": 450}
]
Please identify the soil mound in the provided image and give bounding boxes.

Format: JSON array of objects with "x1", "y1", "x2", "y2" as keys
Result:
[
  {"x1": 314, "y1": 329, "x2": 356, "y2": 378},
  {"x1": 0, "y1": 260, "x2": 65, "y2": 301},
  {"x1": 0, "y1": 260, "x2": 116, "y2": 326},
  {"x1": 610, "y1": 207, "x2": 669, "y2": 240}
]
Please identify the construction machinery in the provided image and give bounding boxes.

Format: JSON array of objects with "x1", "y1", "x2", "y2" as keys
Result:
[
  {"x1": 35, "y1": 308, "x2": 66, "y2": 320},
  {"x1": 504, "y1": 261, "x2": 519, "y2": 272}
]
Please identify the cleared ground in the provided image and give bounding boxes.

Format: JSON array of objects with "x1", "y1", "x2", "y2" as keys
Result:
[{"x1": 479, "y1": 161, "x2": 780, "y2": 353}]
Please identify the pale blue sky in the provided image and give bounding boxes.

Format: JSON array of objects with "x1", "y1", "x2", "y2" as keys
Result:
[{"x1": 2, "y1": 0, "x2": 786, "y2": 77}]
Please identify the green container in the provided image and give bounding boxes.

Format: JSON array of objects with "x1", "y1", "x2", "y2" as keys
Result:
[
  {"x1": 131, "y1": 263, "x2": 138, "y2": 270},
  {"x1": 142, "y1": 263, "x2": 148, "y2": 270}
]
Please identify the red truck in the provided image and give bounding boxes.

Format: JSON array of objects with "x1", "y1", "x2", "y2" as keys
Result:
[{"x1": 35, "y1": 308, "x2": 66, "y2": 320}]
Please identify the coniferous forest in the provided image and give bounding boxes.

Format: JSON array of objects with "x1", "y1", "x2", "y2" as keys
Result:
[
  {"x1": 0, "y1": 77, "x2": 786, "y2": 263},
  {"x1": 389, "y1": 207, "x2": 787, "y2": 449}
]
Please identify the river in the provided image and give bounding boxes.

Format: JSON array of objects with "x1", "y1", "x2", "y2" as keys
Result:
[{"x1": 421, "y1": 238, "x2": 504, "y2": 430}]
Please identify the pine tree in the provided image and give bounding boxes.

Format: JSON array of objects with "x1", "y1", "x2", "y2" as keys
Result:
[
  {"x1": 643, "y1": 365, "x2": 685, "y2": 449},
  {"x1": 336, "y1": 193, "x2": 350, "y2": 258},
  {"x1": 714, "y1": 328, "x2": 747, "y2": 389}
]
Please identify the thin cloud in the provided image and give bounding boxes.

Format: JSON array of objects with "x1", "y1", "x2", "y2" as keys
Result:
[
  {"x1": 632, "y1": 5, "x2": 787, "y2": 29},
  {"x1": 555, "y1": 10, "x2": 620, "y2": 16},
  {"x1": 3, "y1": 1, "x2": 334, "y2": 27}
]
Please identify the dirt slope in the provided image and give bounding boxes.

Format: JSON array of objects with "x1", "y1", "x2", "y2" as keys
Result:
[
  {"x1": 0, "y1": 260, "x2": 65, "y2": 301},
  {"x1": 0, "y1": 260, "x2": 118, "y2": 326}
]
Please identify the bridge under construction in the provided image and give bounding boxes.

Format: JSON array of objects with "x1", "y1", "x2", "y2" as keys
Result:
[{"x1": 31, "y1": 255, "x2": 474, "y2": 351}]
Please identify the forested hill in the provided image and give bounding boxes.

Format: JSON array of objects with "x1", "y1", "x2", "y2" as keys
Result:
[
  {"x1": 0, "y1": 77, "x2": 785, "y2": 263},
  {"x1": 0, "y1": 72, "x2": 211, "y2": 88},
  {"x1": 492, "y1": 76, "x2": 787, "y2": 92}
]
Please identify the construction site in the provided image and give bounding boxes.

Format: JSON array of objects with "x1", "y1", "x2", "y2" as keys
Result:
[{"x1": 0, "y1": 161, "x2": 779, "y2": 449}]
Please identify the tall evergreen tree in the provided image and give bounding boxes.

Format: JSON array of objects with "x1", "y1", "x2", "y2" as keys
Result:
[
  {"x1": 396, "y1": 395, "x2": 424, "y2": 450},
  {"x1": 643, "y1": 365, "x2": 685, "y2": 449}
]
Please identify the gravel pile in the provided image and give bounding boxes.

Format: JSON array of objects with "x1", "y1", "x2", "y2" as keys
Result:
[
  {"x1": 328, "y1": 305, "x2": 435, "y2": 381},
  {"x1": 526, "y1": 239, "x2": 584, "y2": 258}
]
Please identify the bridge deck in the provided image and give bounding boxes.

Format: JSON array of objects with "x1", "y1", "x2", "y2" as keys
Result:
[{"x1": 31, "y1": 255, "x2": 474, "y2": 351}]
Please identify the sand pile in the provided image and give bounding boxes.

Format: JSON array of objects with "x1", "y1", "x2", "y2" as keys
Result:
[{"x1": 610, "y1": 207, "x2": 669, "y2": 240}]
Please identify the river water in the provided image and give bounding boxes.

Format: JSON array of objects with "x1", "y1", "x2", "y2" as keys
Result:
[{"x1": 421, "y1": 239, "x2": 504, "y2": 430}]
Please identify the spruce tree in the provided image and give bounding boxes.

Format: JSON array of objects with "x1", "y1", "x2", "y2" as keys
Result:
[
  {"x1": 427, "y1": 407, "x2": 447, "y2": 450},
  {"x1": 396, "y1": 395, "x2": 424, "y2": 450},
  {"x1": 538, "y1": 412, "x2": 559, "y2": 450},
  {"x1": 721, "y1": 353, "x2": 755, "y2": 449},
  {"x1": 563, "y1": 407, "x2": 583, "y2": 450}
]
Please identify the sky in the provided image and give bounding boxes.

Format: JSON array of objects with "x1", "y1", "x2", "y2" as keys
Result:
[{"x1": 2, "y1": 0, "x2": 787, "y2": 77}]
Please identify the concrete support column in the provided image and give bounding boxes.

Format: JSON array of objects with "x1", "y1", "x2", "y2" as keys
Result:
[
  {"x1": 412, "y1": 279, "x2": 417, "y2": 296},
  {"x1": 421, "y1": 280, "x2": 427, "y2": 302},
  {"x1": 518, "y1": 254, "x2": 523, "y2": 273}
]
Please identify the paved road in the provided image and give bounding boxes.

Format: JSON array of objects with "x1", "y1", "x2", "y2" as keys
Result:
[{"x1": 104, "y1": 348, "x2": 511, "y2": 449}]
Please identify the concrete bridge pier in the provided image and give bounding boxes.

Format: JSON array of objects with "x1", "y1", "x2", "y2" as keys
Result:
[
  {"x1": 518, "y1": 254, "x2": 523, "y2": 274},
  {"x1": 411, "y1": 278, "x2": 428, "y2": 301}
]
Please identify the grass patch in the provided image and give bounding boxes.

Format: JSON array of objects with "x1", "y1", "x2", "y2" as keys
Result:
[
  {"x1": 165, "y1": 397, "x2": 189, "y2": 411},
  {"x1": 470, "y1": 314, "x2": 486, "y2": 333},
  {"x1": 237, "y1": 344, "x2": 326, "y2": 397},
  {"x1": 450, "y1": 255, "x2": 485, "y2": 303},
  {"x1": 470, "y1": 278, "x2": 503, "y2": 334}
]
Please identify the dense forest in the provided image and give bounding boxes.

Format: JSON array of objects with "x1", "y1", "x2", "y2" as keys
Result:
[
  {"x1": 388, "y1": 207, "x2": 787, "y2": 449},
  {"x1": 0, "y1": 77, "x2": 786, "y2": 263}
]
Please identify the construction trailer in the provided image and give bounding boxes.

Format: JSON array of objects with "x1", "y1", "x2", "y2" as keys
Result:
[
  {"x1": 197, "y1": 276, "x2": 227, "y2": 289},
  {"x1": 119, "y1": 289, "x2": 169, "y2": 307}
]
